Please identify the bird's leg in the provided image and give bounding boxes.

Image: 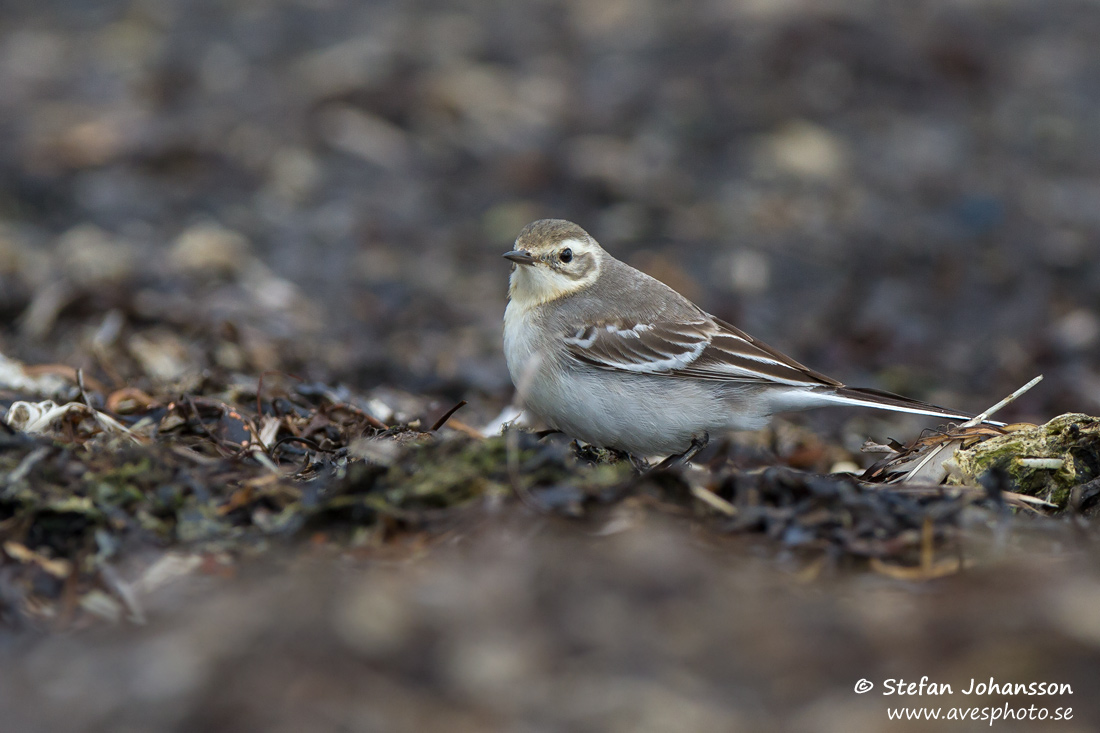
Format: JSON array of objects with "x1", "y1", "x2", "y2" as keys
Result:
[{"x1": 655, "y1": 431, "x2": 710, "y2": 471}]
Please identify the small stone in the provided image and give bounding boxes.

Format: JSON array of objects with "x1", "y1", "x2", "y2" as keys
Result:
[
  {"x1": 57, "y1": 224, "x2": 136, "y2": 286},
  {"x1": 729, "y1": 249, "x2": 770, "y2": 295},
  {"x1": 128, "y1": 331, "x2": 193, "y2": 383},
  {"x1": 266, "y1": 147, "x2": 320, "y2": 203},
  {"x1": 170, "y1": 223, "x2": 251, "y2": 276},
  {"x1": 755, "y1": 120, "x2": 848, "y2": 181},
  {"x1": 1054, "y1": 308, "x2": 1100, "y2": 351},
  {"x1": 78, "y1": 590, "x2": 123, "y2": 623},
  {"x1": 333, "y1": 579, "x2": 412, "y2": 656},
  {"x1": 829, "y1": 461, "x2": 862, "y2": 475},
  {"x1": 318, "y1": 105, "x2": 409, "y2": 170}
]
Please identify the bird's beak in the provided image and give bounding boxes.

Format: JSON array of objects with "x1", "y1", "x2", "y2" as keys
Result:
[{"x1": 503, "y1": 250, "x2": 537, "y2": 265}]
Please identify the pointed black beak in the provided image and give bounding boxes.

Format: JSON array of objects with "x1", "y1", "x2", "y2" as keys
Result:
[{"x1": 503, "y1": 250, "x2": 537, "y2": 265}]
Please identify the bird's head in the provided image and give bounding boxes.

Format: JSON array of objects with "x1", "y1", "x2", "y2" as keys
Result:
[{"x1": 504, "y1": 219, "x2": 605, "y2": 307}]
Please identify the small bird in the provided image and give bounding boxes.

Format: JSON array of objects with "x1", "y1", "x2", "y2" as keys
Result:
[{"x1": 503, "y1": 219, "x2": 988, "y2": 459}]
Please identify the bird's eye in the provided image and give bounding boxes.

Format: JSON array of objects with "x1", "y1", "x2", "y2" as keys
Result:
[{"x1": 559, "y1": 248, "x2": 573, "y2": 263}]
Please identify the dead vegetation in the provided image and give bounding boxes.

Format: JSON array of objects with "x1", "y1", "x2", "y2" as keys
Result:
[{"x1": 1, "y1": 345, "x2": 1094, "y2": 630}]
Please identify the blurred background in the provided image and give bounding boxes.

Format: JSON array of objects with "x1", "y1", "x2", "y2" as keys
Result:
[
  {"x1": 2, "y1": 2, "x2": 1100, "y2": 731},
  {"x1": 1, "y1": 0, "x2": 1098, "y2": 430}
]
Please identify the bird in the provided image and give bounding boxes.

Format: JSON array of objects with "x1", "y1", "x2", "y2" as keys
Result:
[{"x1": 503, "y1": 218, "x2": 992, "y2": 460}]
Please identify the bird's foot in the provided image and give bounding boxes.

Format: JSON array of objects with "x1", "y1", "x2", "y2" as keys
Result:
[{"x1": 654, "y1": 432, "x2": 710, "y2": 471}]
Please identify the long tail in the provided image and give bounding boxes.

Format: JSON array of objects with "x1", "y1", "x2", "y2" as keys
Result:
[{"x1": 819, "y1": 386, "x2": 1005, "y2": 426}]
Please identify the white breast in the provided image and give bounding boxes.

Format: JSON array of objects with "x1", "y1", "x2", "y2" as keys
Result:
[{"x1": 503, "y1": 299, "x2": 544, "y2": 397}]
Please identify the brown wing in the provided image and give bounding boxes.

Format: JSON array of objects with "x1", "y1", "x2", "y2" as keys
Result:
[{"x1": 563, "y1": 314, "x2": 842, "y2": 387}]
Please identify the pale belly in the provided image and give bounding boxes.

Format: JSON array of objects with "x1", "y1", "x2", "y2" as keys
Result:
[
  {"x1": 510, "y1": 349, "x2": 735, "y2": 456},
  {"x1": 503, "y1": 301, "x2": 762, "y2": 456}
]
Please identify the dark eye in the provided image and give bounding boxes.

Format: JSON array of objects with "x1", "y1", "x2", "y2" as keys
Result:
[{"x1": 559, "y1": 248, "x2": 573, "y2": 263}]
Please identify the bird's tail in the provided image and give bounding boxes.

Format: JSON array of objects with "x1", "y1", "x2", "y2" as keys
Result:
[{"x1": 820, "y1": 386, "x2": 1005, "y2": 426}]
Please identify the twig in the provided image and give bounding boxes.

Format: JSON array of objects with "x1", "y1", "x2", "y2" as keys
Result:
[
  {"x1": 440, "y1": 418, "x2": 487, "y2": 439},
  {"x1": 169, "y1": 445, "x2": 220, "y2": 465},
  {"x1": 99, "y1": 564, "x2": 145, "y2": 625},
  {"x1": 885, "y1": 483, "x2": 1056, "y2": 511},
  {"x1": 364, "y1": 412, "x2": 389, "y2": 430},
  {"x1": 869, "y1": 556, "x2": 962, "y2": 580},
  {"x1": 9, "y1": 446, "x2": 50, "y2": 483},
  {"x1": 430, "y1": 400, "x2": 467, "y2": 432},
  {"x1": 248, "y1": 445, "x2": 282, "y2": 474},
  {"x1": 1017, "y1": 457, "x2": 1063, "y2": 470},
  {"x1": 504, "y1": 424, "x2": 542, "y2": 512},
  {"x1": 920, "y1": 516, "x2": 934, "y2": 573},
  {"x1": 962, "y1": 375, "x2": 1043, "y2": 428},
  {"x1": 322, "y1": 402, "x2": 388, "y2": 431},
  {"x1": 271, "y1": 435, "x2": 327, "y2": 453},
  {"x1": 184, "y1": 395, "x2": 244, "y2": 458},
  {"x1": 690, "y1": 485, "x2": 738, "y2": 516},
  {"x1": 76, "y1": 368, "x2": 93, "y2": 409}
]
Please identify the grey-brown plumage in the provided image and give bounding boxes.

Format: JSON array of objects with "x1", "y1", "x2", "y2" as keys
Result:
[{"x1": 504, "y1": 219, "x2": 984, "y2": 457}]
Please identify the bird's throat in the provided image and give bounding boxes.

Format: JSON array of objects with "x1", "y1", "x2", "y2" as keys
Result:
[{"x1": 508, "y1": 264, "x2": 595, "y2": 309}]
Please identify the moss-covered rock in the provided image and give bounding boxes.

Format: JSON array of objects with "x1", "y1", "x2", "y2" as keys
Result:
[{"x1": 950, "y1": 413, "x2": 1100, "y2": 507}]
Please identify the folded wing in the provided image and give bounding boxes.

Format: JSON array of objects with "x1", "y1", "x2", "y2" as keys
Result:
[
  {"x1": 562, "y1": 313, "x2": 841, "y2": 388},
  {"x1": 562, "y1": 313, "x2": 979, "y2": 422}
]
